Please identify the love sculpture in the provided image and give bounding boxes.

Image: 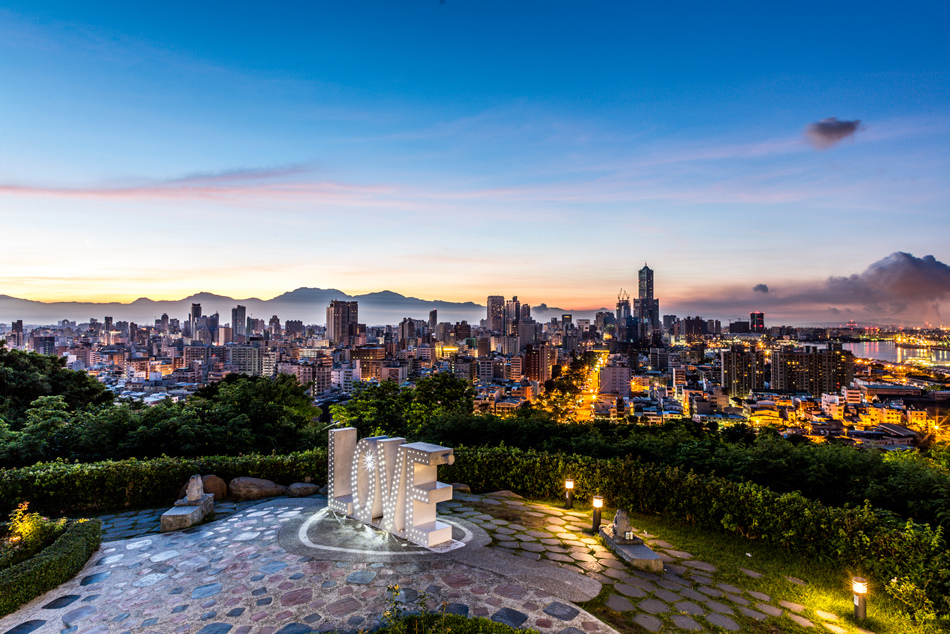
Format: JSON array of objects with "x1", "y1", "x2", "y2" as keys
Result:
[{"x1": 327, "y1": 427, "x2": 456, "y2": 547}]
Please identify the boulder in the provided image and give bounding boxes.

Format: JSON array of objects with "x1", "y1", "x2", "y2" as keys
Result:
[
  {"x1": 178, "y1": 474, "x2": 228, "y2": 501},
  {"x1": 451, "y1": 483, "x2": 471, "y2": 493},
  {"x1": 229, "y1": 477, "x2": 287, "y2": 501},
  {"x1": 202, "y1": 475, "x2": 228, "y2": 501},
  {"x1": 287, "y1": 482, "x2": 321, "y2": 497}
]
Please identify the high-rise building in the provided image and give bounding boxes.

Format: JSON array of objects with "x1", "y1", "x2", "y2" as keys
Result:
[
  {"x1": 504, "y1": 297, "x2": 521, "y2": 335},
  {"x1": 750, "y1": 312, "x2": 765, "y2": 333},
  {"x1": 634, "y1": 264, "x2": 661, "y2": 336},
  {"x1": 189, "y1": 303, "x2": 202, "y2": 338},
  {"x1": 771, "y1": 345, "x2": 855, "y2": 397},
  {"x1": 721, "y1": 345, "x2": 767, "y2": 397},
  {"x1": 326, "y1": 300, "x2": 359, "y2": 345},
  {"x1": 487, "y1": 296, "x2": 504, "y2": 332},
  {"x1": 428, "y1": 310, "x2": 437, "y2": 333},
  {"x1": 232, "y1": 305, "x2": 247, "y2": 337}
]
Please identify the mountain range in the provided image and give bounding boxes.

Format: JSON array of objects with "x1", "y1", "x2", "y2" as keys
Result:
[{"x1": 0, "y1": 289, "x2": 607, "y2": 328}]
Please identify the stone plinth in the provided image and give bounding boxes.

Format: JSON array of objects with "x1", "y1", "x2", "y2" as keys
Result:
[
  {"x1": 599, "y1": 525, "x2": 663, "y2": 573},
  {"x1": 161, "y1": 493, "x2": 214, "y2": 532}
]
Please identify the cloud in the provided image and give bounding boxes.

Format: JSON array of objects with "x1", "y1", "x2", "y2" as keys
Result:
[
  {"x1": 672, "y1": 252, "x2": 950, "y2": 325},
  {"x1": 752, "y1": 284, "x2": 769, "y2": 294},
  {"x1": 804, "y1": 118, "x2": 862, "y2": 149}
]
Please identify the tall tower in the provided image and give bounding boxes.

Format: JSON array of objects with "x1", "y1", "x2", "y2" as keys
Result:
[
  {"x1": 634, "y1": 264, "x2": 661, "y2": 337},
  {"x1": 638, "y1": 264, "x2": 654, "y2": 301}
]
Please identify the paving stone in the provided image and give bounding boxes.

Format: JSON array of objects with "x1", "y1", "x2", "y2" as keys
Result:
[
  {"x1": 821, "y1": 623, "x2": 845, "y2": 633},
  {"x1": 717, "y1": 583, "x2": 742, "y2": 594},
  {"x1": 346, "y1": 570, "x2": 376, "y2": 584},
  {"x1": 637, "y1": 599, "x2": 669, "y2": 614},
  {"x1": 683, "y1": 560, "x2": 717, "y2": 573},
  {"x1": 697, "y1": 585, "x2": 723, "y2": 597},
  {"x1": 613, "y1": 583, "x2": 646, "y2": 599},
  {"x1": 543, "y1": 602, "x2": 580, "y2": 621},
  {"x1": 789, "y1": 614, "x2": 815, "y2": 627},
  {"x1": 632, "y1": 614, "x2": 662, "y2": 632},
  {"x1": 444, "y1": 604, "x2": 469, "y2": 617},
  {"x1": 546, "y1": 553, "x2": 575, "y2": 563},
  {"x1": 705, "y1": 613, "x2": 740, "y2": 630},
  {"x1": 42, "y1": 595, "x2": 82, "y2": 610},
  {"x1": 673, "y1": 600, "x2": 704, "y2": 615},
  {"x1": 516, "y1": 551, "x2": 542, "y2": 561},
  {"x1": 664, "y1": 549, "x2": 692, "y2": 559},
  {"x1": 678, "y1": 588, "x2": 707, "y2": 602},
  {"x1": 491, "y1": 608, "x2": 528, "y2": 628},
  {"x1": 192, "y1": 583, "x2": 223, "y2": 599},
  {"x1": 671, "y1": 614, "x2": 703, "y2": 631},
  {"x1": 325, "y1": 598, "x2": 361, "y2": 617},
  {"x1": 755, "y1": 602, "x2": 783, "y2": 617},
  {"x1": 815, "y1": 609, "x2": 839, "y2": 621},
  {"x1": 748, "y1": 590, "x2": 771, "y2": 602},
  {"x1": 725, "y1": 593, "x2": 748, "y2": 605},
  {"x1": 621, "y1": 576, "x2": 656, "y2": 592},
  {"x1": 785, "y1": 576, "x2": 807, "y2": 586},
  {"x1": 738, "y1": 606, "x2": 769, "y2": 621},
  {"x1": 780, "y1": 600, "x2": 805, "y2": 613},
  {"x1": 195, "y1": 625, "x2": 232, "y2": 634},
  {"x1": 604, "y1": 595, "x2": 635, "y2": 612},
  {"x1": 739, "y1": 567, "x2": 763, "y2": 578},
  {"x1": 704, "y1": 599, "x2": 734, "y2": 615},
  {"x1": 654, "y1": 589, "x2": 679, "y2": 603},
  {"x1": 79, "y1": 572, "x2": 111, "y2": 586},
  {"x1": 62, "y1": 606, "x2": 96, "y2": 625},
  {"x1": 521, "y1": 542, "x2": 546, "y2": 552}
]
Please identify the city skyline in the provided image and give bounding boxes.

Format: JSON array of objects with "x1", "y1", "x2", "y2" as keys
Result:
[{"x1": 1, "y1": 3, "x2": 949, "y2": 325}]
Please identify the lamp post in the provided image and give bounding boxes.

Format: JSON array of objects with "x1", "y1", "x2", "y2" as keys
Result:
[
  {"x1": 852, "y1": 577, "x2": 867, "y2": 621},
  {"x1": 565, "y1": 479, "x2": 574, "y2": 509},
  {"x1": 592, "y1": 495, "x2": 603, "y2": 532}
]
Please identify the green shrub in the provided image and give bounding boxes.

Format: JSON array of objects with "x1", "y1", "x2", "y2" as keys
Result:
[
  {"x1": 0, "y1": 518, "x2": 101, "y2": 617},
  {"x1": 0, "y1": 502, "x2": 67, "y2": 571},
  {"x1": 0, "y1": 449, "x2": 328, "y2": 516},
  {"x1": 440, "y1": 446, "x2": 950, "y2": 618}
]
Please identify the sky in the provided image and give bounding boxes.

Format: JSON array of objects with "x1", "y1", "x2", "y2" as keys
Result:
[{"x1": 1, "y1": 1, "x2": 949, "y2": 326}]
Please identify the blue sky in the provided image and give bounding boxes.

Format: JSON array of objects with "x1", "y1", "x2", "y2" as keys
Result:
[{"x1": 1, "y1": 2, "x2": 949, "y2": 325}]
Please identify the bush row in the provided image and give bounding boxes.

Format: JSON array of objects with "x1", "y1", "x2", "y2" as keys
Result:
[
  {"x1": 0, "y1": 519, "x2": 101, "y2": 617},
  {"x1": 441, "y1": 446, "x2": 950, "y2": 619},
  {"x1": 0, "y1": 450, "x2": 328, "y2": 516}
]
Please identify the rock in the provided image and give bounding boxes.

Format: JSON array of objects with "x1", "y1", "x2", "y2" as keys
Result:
[
  {"x1": 451, "y1": 483, "x2": 472, "y2": 493},
  {"x1": 162, "y1": 504, "x2": 209, "y2": 532},
  {"x1": 288, "y1": 482, "x2": 321, "y2": 497},
  {"x1": 186, "y1": 475, "x2": 204, "y2": 502},
  {"x1": 229, "y1": 477, "x2": 287, "y2": 501},
  {"x1": 612, "y1": 509, "x2": 632, "y2": 534},
  {"x1": 202, "y1": 475, "x2": 228, "y2": 501},
  {"x1": 319, "y1": 484, "x2": 329, "y2": 495}
]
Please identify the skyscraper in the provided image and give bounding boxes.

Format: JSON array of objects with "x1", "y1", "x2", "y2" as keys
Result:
[
  {"x1": 634, "y1": 264, "x2": 661, "y2": 337},
  {"x1": 189, "y1": 303, "x2": 202, "y2": 338},
  {"x1": 428, "y1": 309, "x2": 437, "y2": 333},
  {"x1": 326, "y1": 300, "x2": 359, "y2": 345},
  {"x1": 504, "y1": 297, "x2": 521, "y2": 335},
  {"x1": 232, "y1": 305, "x2": 247, "y2": 337},
  {"x1": 487, "y1": 296, "x2": 504, "y2": 332}
]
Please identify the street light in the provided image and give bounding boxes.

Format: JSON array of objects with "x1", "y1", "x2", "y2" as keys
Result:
[
  {"x1": 592, "y1": 495, "x2": 603, "y2": 532},
  {"x1": 564, "y1": 479, "x2": 574, "y2": 509},
  {"x1": 852, "y1": 577, "x2": 868, "y2": 621}
]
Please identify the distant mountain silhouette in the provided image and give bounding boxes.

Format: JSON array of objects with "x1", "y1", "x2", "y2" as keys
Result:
[{"x1": 0, "y1": 288, "x2": 608, "y2": 327}]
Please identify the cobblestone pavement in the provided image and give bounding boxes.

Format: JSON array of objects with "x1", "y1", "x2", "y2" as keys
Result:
[
  {"x1": 0, "y1": 495, "x2": 614, "y2": 634},
  {"x1": 1, "y1": 490, "x2": 874, "y2": 634}
]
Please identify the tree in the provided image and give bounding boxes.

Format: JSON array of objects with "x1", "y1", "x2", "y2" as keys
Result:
[{"x1": 0, "y1": 344, "x2": 112, "y2": 428}]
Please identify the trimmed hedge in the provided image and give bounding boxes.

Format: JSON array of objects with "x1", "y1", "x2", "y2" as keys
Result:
[
  {"x1": 0, "y1": 519, "x2": 101, "y2": 617},
  {"x1": 441, "y1": 446, "x2": 950, "y2": 618},
  {"x1": 0, "y1": 450, "x2": 328, "y2": 516}
]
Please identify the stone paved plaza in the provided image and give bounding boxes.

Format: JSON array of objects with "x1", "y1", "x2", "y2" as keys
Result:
[{"x1": 1, "y1": 490, "x2": 869, "y2": 634}]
